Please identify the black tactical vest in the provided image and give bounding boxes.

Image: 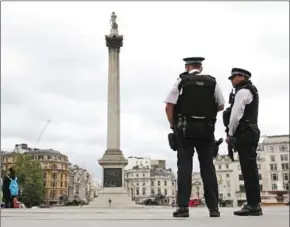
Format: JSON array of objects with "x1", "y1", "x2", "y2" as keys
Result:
[
  {"x1": 231, "y1": 80, "x2": 259, "y2": 125},
  {"x1": 175, "y1": 73, "x2": 217, "y2": 120}
]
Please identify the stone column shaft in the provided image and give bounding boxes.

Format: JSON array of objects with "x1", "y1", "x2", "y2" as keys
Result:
[{"x1": 107, "y1": 49, "x2": 120, "y2": 149}]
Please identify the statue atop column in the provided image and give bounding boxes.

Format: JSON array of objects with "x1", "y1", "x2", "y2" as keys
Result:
[{"x1": 110, "y1": 12, "x2": 119, "y2": 36}]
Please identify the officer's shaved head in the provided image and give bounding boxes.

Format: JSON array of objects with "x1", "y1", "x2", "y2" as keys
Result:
[{"x1": 185, "y1": 63, "x2": 203, "y2": 73}]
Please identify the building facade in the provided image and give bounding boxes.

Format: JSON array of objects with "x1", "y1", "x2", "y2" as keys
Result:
[
  {"x1": 67, "y1": 164, "x2": 94, "y2": 202},
  {"x1": 126, "y1": 156, "x2": 151, "y2": 170},
  {"x1": 125, "y1": 157, "x2": 166, "y2": 170},
  {"x1": 124, "y1": 167, "x2": 177, "y2": 204}
]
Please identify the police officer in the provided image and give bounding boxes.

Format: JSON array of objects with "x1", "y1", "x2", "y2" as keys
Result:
[
  {"x1": 164, "y1": 57, "x2": 225, "y2": 218},
  {"x1": 225, "y1": 68, "x2": 262, "y2": 216}
]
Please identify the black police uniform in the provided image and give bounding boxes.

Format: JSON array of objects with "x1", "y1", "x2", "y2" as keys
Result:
[
  {"x1": 225, "y1": 68, "x2": 262, "y2": 216},
  {"x1": 173, "y1": 57, "x2": 220, "y2": 218}
]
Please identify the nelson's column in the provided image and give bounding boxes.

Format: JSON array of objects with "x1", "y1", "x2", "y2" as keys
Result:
[{"x1": 92, "y1": 12, "x2": 134, "y2": 207}]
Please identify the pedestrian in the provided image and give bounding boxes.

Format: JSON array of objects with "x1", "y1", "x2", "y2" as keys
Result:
[
  {"x1": 108, "y1": 198, "x2": 112, "y2": 207},
  {"x1": 2, "y1": 168, "x2": 19, "y2": 208},
  {"x1": 224, "y1": 67, "x2": 262, "y2": 216},
  {"x1": 164, "y1": 57, "x2": 225, "y2": 218}
]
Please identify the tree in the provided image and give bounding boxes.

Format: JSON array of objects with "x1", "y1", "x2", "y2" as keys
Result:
[{"x1": 14, "y1": 154, "x2": 45, "y2": 207}]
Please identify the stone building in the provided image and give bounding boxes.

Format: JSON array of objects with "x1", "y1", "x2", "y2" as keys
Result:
[
  {"x1": 67, "y1": 164, "x2": 93, "y2": 202},
  {"x1": 124, "y1": 166, "x2": 177, "y2": 204}
]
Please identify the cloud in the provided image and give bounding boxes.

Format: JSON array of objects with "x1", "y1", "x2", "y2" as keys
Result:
[{"x1": 1, "y1": 2, "x2": 289, "y2": 181}]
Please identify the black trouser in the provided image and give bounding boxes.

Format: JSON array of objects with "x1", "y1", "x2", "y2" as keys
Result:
[
  {"x1": 236, "y1": 142, "x2": 261, "y2": 205},
  {"x1": 235, "y1": 127, "x2": 261, "y2": 205},
  {"x1": 3, "y1": 196, "x2": 14, "y2": 208},
  {"x1": 176, "y1": 136, "x2": 219, "y2": 210}
]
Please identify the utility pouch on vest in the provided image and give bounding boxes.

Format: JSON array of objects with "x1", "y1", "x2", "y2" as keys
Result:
[{"x1": 183, "y1": 119, "x2": 214, "y2": 139}]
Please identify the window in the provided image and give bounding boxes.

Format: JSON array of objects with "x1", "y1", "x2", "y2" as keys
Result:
[
  {"x1": 136, "y1": 174, "x2": 139, "y2": 177},
  {"x1": 239, "y1": 174, "x2": 244, "y2": 181},
  {"x1": 226, "y1": 174, "x2": 230, "y2": 178},
  {"x1": 272, "y1": 183, "x2": 277, "y2": 190},
  {"x1": 239, "y1": 185, "x2": 245, "y2": 192},
  {"x1": 164, "y1": 181, "x2": 167, "y2": 186},
  {"x1": 271, "y1": 173, "x2": 278, "y2": 181},
  {"x1": 151, "y1": 181, "x2": 154, "y2": 186},
  {"x1": 281, "y1": 154, "x2": 289, "y2": 161},
  {"x1": 258, "y1": 174, "x2": 262, "y2": 180},
  {"x1": 52, "y1": 173, "x2": 57, "y2": 180},
  {"x1": 259, "y1": 185, "x2": 263, "y2": 191},
  {"x1": 142, "y1": 182, "x2": 145, "y2": 186},
  {"x1": 172, "y1": 181, "x2": 175, "y2": 186},
  {"x1": 227, "y1": 193, "x2": 231, "y2": 197},
  {"x1": 151, "y1": 189, "x2": 154, "y2": 195},
  {"x1": 51, "y1": 181, "x2": 57, "y2": 188},
  {"x1": 136, "y1": 189, "x2": 140, "y2": 195},
  {"x1": 282, "y1": 163, "x2": 289, "y2": 170},
  {"x1": 270, "y1": 164, "x2": 277, "y2": 171},
  {"x1": 283, "y1": 173, "x2": 289, "y2": 181},
  {"x1": 219, "y1": 193, "x2": 223, "y2": 198},
  {"x1": 270, "y1": 155, "x2": 276, "y2": 162},
  {"x1": 218, "y1": 165, "x2": 221, "y2": 170},
  {"x1": 142, "y1": 187, "x2": 146, "y2": 195},
  {"x1": 158, "y1": 188, "x2": 161, "y2": 193},
  {"x1": 157, "y1": 181, "x2": 160, "y2": 186},
  {"x1": 226, "y1": 164, "x2": 229, "y2": 169},
  {"x1": 50, "y1": 190, "x2": 56, "y2": 199},
  {"x1": 283, "y1": 182, "x2": 289, "y2": 190},
  {"x1": 143, "y1": 173, "x2": 145, "y2": 177},
  {"x1": 269, "y1": 145, "x2": 274, "y2": 152},
  {"x1": 279, "y1": 145, "x2": 288, "y2": 152},
  {"x1": 164, "y1": 189, "x2": 168, "y2": 195}
]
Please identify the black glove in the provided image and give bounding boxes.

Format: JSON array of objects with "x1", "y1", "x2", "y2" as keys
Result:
[
  {"x1": 213, "y1": 138, "x2": 223, "y2": 158},
  {"x1": 227, "y1": 136, "x2": 236, "y2": 162}
]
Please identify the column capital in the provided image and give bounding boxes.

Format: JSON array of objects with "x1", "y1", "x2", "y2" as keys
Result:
[{"x1": 105, "y1": 35, "x2": 123, "y2": 51}]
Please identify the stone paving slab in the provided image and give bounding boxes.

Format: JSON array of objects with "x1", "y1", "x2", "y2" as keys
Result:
[{"x1": 1, "y1": 206, "x2": 289, "y2": 227}]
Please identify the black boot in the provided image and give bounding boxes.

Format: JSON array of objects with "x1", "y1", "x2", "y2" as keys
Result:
[
  {"x1": 234, "y1": 204, "x2": 263, "y2": 216},
  {"x1": 209, "y1": 208, "x2": 220, "y2": 217},
  {"x1": 173, "y1": 207, "x2": 189, "y2": 218}
]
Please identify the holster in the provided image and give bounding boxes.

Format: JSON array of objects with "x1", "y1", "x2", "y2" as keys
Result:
[{"x1": 168, "y1": 132, "x2": 177, "y2": 151}]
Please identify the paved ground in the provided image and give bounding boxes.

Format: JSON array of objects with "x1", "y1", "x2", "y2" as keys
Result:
[{"x1": 1, "y1": 206, "x2": 289, "y2": 227}]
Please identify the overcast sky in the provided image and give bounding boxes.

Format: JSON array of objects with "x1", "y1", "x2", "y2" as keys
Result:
[{"x1": 1, "y1": 2, "x2": 289, "y2": 182}]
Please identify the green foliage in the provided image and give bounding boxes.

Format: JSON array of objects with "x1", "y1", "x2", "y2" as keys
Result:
[{"x1": 14, "y1": 154, "x2": 45, "y2": 206}]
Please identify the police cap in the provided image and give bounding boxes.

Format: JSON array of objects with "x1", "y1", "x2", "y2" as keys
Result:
[
  {"x1": 229, "y1": 67, "x2": 251, "y2": 80},
  {"x1": 183, "y1": 57, "x2": 205, "y2": 65}
]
